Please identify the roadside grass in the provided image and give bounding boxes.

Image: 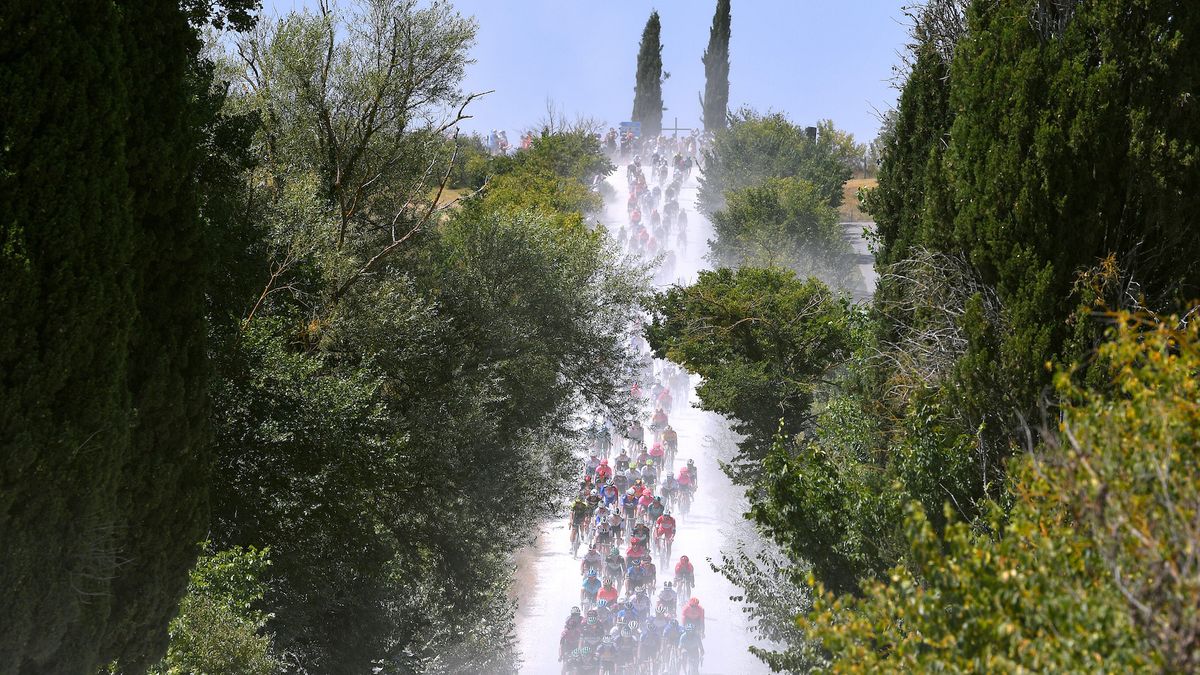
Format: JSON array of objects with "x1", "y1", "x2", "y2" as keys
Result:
[{"x1": 433, "y1": 186, "x2": 468, "y2": 207}]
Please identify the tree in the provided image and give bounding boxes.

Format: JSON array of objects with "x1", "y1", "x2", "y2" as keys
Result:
[
  {"x1": 213, "y1": 7, "x2": 647, "y2": 666},
  {"x1": 0, "y1": 1, "x2": 253, "y2": 671},
  {"x1": 708, "y1": 176, "x2": 854, "y2": 288},
  {"x1": 802, "y1": 315, "x2": 1200, "y2": 672},
  {"x1": 700, "y1": 0, "x2": 731, "y2": 132},
  {"x1": 647, "y1": 267, "x2": 853, "y2": 482},
  {"x1": 698, "y1": 109, "x2": 854, "y2": 216},
  {"x1": 0, "y1": 2, "x2": 135, "y2": 669},
  {"x1": 632, "y1": 11, "x2": 664, "y2": 136}
]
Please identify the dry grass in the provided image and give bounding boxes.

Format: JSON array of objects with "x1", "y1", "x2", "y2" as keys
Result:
[
  {"x1": 839, "y1": 177, "x2": 878, "y2": 222},
  {"x1": 433, "y1": 187, "x2": 468, "y2": 207}
]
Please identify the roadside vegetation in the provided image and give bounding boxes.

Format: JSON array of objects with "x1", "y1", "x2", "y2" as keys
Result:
[{"x1": 647, "y1": 0, "x2": 1200, "y2": 671}]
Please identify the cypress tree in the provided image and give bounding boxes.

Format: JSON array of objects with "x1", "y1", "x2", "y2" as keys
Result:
[
  {"x1": 871, "y1": 34, "x2": 953, "y2": 268},
  {"x1": 632, "y1": 11, "x2": 664, "y2": 136},
  {"x1": 100, "y1": 0, "x2": 214, "y2": 668},
  {"x1": 0, "y1": 0, "x2": 134, "y2": 670},
  {"x1": 0, "y1": 0, "x2": 221, "y2": 670},
  {"x1": 700, "y1": 0, "x2": 731, "y2": 132}
]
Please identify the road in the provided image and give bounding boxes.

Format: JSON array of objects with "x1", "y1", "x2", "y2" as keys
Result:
[
  {"x1": 841, "y1": 220, "x2": 878, "y2": 301},
  {"x1": 512, "y1": 163, "x2": 774, "y2": 674}
]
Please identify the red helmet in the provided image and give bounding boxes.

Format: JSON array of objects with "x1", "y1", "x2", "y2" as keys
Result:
[
  {"x1": 680, "y1": 556, "x2": 689, "y2": 564},
  {"x1": 600, "y1": 459, "x2": 609, "y2": 465},
  {"x1": 688, "y1": 597, "x2": 700, "y2": 607}
]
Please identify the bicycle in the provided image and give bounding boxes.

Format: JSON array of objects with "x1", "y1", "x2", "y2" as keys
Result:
[
  {"x1": 675, "y1": 577, "x2": 692, "y2": 605},
  {"x1": 656, "y1": 532, "x2": 674, "y2": 562},
  {"x1": 679, "y1": 490, "x2": 692, "y2": 519},
  {"x1": 570, "y1": 522, "x2": 584, "y2": 557}
]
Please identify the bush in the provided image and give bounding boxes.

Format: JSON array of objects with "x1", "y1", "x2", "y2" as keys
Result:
[
  {"x1": 149, "y1": 545, "x2": 281, "y2": 675},
  {"x1": 708, "y1": 177, "x2": 854, "y2": 289}
]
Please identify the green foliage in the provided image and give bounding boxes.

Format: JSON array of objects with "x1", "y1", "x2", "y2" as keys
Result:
[
  {"x1": 698, "y1": 110, "x2": 854, "y2": 217},
  {"x1": 753, "y1": 398, "x2": 904, "y2": 599},
  {"x1": 449, "y1": 133, "x2": 491, "y2": 190},
  {"x1": 474, "y1": 130, "x2": 614, "y2": 227},
  {"x1": 867, "y1": 25, "x2": 954, "y2": 267},
  {"x1": 700, "y1": 0, "x2": 731, "y2": 132},
  {"x1": 632, "y1": 11, "x2": 664, "y2": 136},
  {"x1": 0, "y1": 0, "x2": 252, "y2": 670},
  {"x1": 210, "y1": 11, "x2": 647, "y2": 668},
  {"x1": 708, "y1": 177, "x2": 854, "y2": 288},
  {"x1": 804, "y1": 485, "x2": 1151, "y2": 673},
  {"x1": 1054, "y1": 316, "x2": 1200, "y2": 671},
  {"x1": 647, "y1": 267, "x2": 852, "y2": 481},
  {"x1": 0, "y1": 2, "x2": 134, "y2": 669},
  {"x1": 714, "y1": 541, "x2": 821, "y2": 673},
  {"x1": 804, "y1": 316, "x2": 1200, "y2": 672},
  {"x1": 149, "y1": 545, "x2": 281, "y2": 675}
]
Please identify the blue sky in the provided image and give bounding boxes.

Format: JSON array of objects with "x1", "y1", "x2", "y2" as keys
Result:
[{"x1": 266, "y1": 0, "x2": 911, "y2": 144}]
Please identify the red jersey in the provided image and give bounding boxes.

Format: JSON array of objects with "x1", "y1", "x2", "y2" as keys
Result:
[{"x1": 597, "y1": 586, "x2": 619, "y2": 604}]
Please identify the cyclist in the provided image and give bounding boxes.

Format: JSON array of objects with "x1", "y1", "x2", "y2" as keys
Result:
[
  {"x1": 604, "y1": 546, "x2": 625, "y2": 586},
  {"x1": 621, "y1": 488, "x2": 639, "y2": 525},
  {"x1": 685, "y1": 459, "x2": 698, "y2": 489},
  {"x1": 660, "y1": 472, "x2": 679, "y2": 509},
  {"x1": 676, "y1": 465, "x2": 694, "y2": 496},
  {"x1": 628, "y1": 420, "x2": 645, "y2": 446},
  {"x1": 648, "y1": 440, "x2": 665, "y2": 464},
  {"x1": 595, "y1": 458, "x2": 613, "y2": 484},
  {"x1": 636, "y1": 488, "x2": 655, "y2": 523},
  {"x1": 581, "y1": 570, "x2": 602, "y2": 608},
  {"x1": 607, "y1": 510, "x2": 625, "y2": 545},
  {"x1": 679, "y1": 623, "x2": 705, "y2": 671},
  {"x1": 661, "y1": 618, "x2": 684, "y2": 666},
  {"x1": 655, "y1": 510, "x2": 676, "y2": 553},
  {"x1": 625, "y1": 556, "x2": 645, "y2": 591},
  {"x1": 581, "y1": 545, "x2": 602, "y2": 576},
  {"x1": 647, "y1": 495, "x2": 666, "y2": 523},
  {"x1": 675, "y1": 555, "x2": 695, "y2": 597},
  {"x1": 596, "y1": 636, "x2": 617, "y2": 673},
  {"x1": 601, "y1": 482, "x2": 619, "y2": 508},
  {"x1": 681, "y1": 598, "x2": 705, "y2": 636},
  {"x1": 570, "y1": 497, "x2": 590, "y2": 541},
  {"x1": 630, "y1": 520, "x2": 651, "y2": 546},
  {"x1": 642, "y1": 460, "x2": 659, "y2": 489},
  {"x1": 650, "y1": 407, "x2": 668, "y2": 433},
  {"x1": 615, "y1": 447, "x2": 631, "y2": 472},
  {"x1": 642, "y1": 555, "x2": 658, "y2": 590},
  {"x1": 595, "y1": 598, "x2": 615, "y2": 632},
  {"x1": 613, "y1": 469, "x2": 630, "y2": 495},
  {"x1": 657, "y1": 581, "x2": 678, "y2": 616},
  {"x1": 638, "y1": 614, "x2": 664, "y2": 668},
  {"x1": 597, "y1": 577, "x2": 619, "y2": 605}
]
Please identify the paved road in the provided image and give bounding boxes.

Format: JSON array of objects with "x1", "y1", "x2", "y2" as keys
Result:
[
  {"x1": 841, "y1": 220, "x2": 878, "y2": 300},
  {"x1": 512, "y1": 168, "x2": 773, "y2": 674}
]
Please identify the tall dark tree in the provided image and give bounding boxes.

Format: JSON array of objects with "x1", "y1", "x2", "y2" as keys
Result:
[
  {"x1": 0, "y1": 1, "x2": 135, "y2": 670},
  {"x1": 632, "y1": 11, "x2": 664, "y2": 136},
  {"x1": 0, "y1": 0, "x2": 252, "y2": 671},
  {"x1": 700, "y1": 0, "x2": 731, "y2": 131}
]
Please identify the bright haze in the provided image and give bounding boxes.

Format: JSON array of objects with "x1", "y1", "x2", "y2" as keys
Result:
[{"x1": 267, "y1": 0, "x2": 909, "y2": 143}]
